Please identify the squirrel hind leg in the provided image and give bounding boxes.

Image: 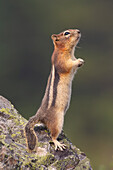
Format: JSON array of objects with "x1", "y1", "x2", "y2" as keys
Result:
[{"x1": 50, "y1": 125, "x2": 66, "y2": 151}]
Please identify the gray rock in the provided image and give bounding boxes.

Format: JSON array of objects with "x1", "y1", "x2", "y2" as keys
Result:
[{"x1": 0, "y1": 96, "x2": 92, "y2": 170}]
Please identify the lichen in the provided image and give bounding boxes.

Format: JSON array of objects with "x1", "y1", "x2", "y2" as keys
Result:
[
  {"x1": 0, "y1": 135, "x2": 5, "y2": 140},
  {"x1": 49, "y1": 156, "x2": 78, "y2": 169},
  {"x1": 11, "y1": 134, "x2": 16, "y2": 138},
  {"x1": 0, "y1": 96, "x2": 92, "y2": 169}
]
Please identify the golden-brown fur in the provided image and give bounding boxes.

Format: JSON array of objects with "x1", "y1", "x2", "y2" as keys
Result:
[{"x1": 25, "y1": 29, "x2": 84, "y2": 151}]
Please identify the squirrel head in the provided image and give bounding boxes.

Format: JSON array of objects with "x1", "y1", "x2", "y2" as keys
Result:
[{"x1": 51, "y1": 29, "x2": 81, "y2": 52}]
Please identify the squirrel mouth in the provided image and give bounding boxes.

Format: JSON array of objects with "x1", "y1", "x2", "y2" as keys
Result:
[{"x1": 76, "y1": 35, "x2": 80, "y2": 41}]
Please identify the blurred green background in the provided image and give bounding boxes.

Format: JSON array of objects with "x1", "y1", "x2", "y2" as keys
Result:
[{"x1": 0, "y1": 0, "x2": 113, "y2": 169}]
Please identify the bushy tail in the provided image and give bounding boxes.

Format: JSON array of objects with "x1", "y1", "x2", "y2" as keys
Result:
[{"x1": 24, "y1": 115, "x2": 39, "y2": 152}]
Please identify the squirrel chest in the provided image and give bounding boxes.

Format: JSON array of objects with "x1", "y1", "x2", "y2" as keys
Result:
[{"x1": 46, "y1": 65, "x2": 74, "y2": 113}]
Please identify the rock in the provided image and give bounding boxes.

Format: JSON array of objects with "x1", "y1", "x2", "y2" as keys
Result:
[{"x1": 0, "y1": 96, "x2": 92, "y2": 170}]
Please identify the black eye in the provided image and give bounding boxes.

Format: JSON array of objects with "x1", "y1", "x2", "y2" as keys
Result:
[{"x1": 64, "y1": 31, "x2": 70, "y2": 36}]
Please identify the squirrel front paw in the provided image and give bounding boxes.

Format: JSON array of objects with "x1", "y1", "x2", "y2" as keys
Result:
[{"x1": 77, "y1": 58, "x2": 84, "y2": 67}]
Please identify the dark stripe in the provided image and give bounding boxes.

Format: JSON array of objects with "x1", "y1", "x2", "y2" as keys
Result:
[
  {"x1": 51, "y1": 68, "x2": 60, "y2": 107},
  {"x1": 46, "y1": 71, "x2": 52, "y2": 108}
]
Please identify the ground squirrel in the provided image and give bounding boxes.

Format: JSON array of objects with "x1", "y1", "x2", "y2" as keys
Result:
[{"x1": 25, "y1": 29, "x2": 84, "y2": 152}]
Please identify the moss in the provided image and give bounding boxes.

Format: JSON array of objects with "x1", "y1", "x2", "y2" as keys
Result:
[
  {"x1": 5, "y1": 154, "x2": 8, "y2": 158},
  {"x1": 0, "y1": 107, "x2": 27, "y2": 123},
  {"x1": 0, "y1": 108, "x2": 17, "y2": 121},
  {"x1": 16, "y1": 131, "x2": 21, "y2": 135},
  {"x1": 75, "y1": 157, "x2": 91, "y2": 170},
  {"x1": 44, "y1": 129, "x2": 48, "y2": 133},
  {"x1": 50, "y1": 156, "x2": 77, "y2": 169},
  {"x1": 19, "y1": 152, "x2": 56, "y2": 169},
  {"x1": 0, "y1": 140, "x2": 9, "y2": 147},
  {"x1": 0, "y1": 134, "x2": 5, "y2": 140},
  {"x1": 11, "y1": 134, "x2": 16, "y2": 138},
  {"x1": 37, "y1": 153, "x2": 55, "y2": 166},
  {"x1": 38, "y1": 142, "x2": 46, "y2": 148},
  {"x1": 0, "y1": 134, "x2": 7, "y2": 146},
  {"x1": 0, "y1": 108, "x2": 10, "y2": 115},
  {"x1": 0, "y1": 96, "x2": 92, "y2": 169}
]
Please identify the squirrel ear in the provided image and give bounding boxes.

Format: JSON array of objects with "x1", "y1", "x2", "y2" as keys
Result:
[{"x1": 51, "y1": 34, "x2": 58, "y2": 42}]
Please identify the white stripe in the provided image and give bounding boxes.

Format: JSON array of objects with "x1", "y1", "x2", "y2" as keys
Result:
[{"x1": 47, "y1": 65, "x2": 55, "y2": 109}]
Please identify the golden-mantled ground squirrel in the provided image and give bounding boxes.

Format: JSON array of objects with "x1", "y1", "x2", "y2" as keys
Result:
[{"x1": 25, "y1": 29, "x2": 84, "y2": 152}]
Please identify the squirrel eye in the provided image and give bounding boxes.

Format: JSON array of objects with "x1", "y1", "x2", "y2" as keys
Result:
[{"x1": 64, "y1": 31, "x2": 70, "y2": 36}]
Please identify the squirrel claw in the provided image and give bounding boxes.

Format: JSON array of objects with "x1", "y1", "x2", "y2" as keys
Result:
[
  {"x1": 77, "y1": 58, "x2": 84, "y2": 67},
  {"x1": 53, "y1": 139, "x2": 66, "y2": 151}
]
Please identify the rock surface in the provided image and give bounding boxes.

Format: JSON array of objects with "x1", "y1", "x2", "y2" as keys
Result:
[{"x1": 0, "y1": 96, "x2": 92, "y2": 170}]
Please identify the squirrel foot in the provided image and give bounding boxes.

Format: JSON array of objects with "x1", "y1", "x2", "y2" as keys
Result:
[{"x1": 52, "y1": 139, "x2": 66, "y2": 151}]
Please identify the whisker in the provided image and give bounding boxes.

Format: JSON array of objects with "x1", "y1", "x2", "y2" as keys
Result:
[{"x1": 76, "y1": 45, "x2": 81, "y2": 49}]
